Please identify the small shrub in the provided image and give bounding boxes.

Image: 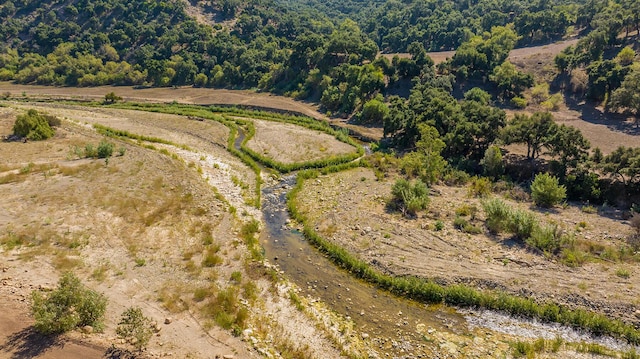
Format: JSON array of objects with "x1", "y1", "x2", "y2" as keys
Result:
[
  {"x1": 508, "y1": 209, "x2": 537, "y2": 240},
  {"x1": 104, "y1": 92, "x2": 123, "y2": 104},
  {"x1": 118, "y1": 146, "x2": 126, "y2": 156},
  {"x1": 13, "y1": 109, "x2": 55, "y2": 140},
  {"x1": 616, "y1": 268, "x2": 631, "y2": 279},
  {"x1": 116, "y1": 307, "x2": 154, "y2": 351},
  {"x1": 482, "y1": 146, "x2": 504, "y2": 178},
  {"x1": 483, "y1": 197, "x2": 511, "y2": 234},
  {"x1": 531, "y1": 173, "x2": 566, "y2": 208},
  {"x1": 527, "y1": 224, "x2": 562, "y2": 254},
  {"x1": 455, "y1": 204, "x2": 477, "y2": 217},
  {"x1": 134, "y1": 258, "x2": 146, "y2": 267},
  {"x1": 453, "y1": 216, "x2": 468, "y2": 230},
  {"x1": 230, "y1": 271, "x2": 242, "y2": 283},
  {"x1": 561, "y1": 248, "x2": 588, "y2": 267},
  {"x1": 390, "y1": 178, "x2": 430, "y2": 217},
  {"x1": 31, "y1": 272, "x2": 107, "y2": 334},
  {"x1": 85, "y1": 143, "x2": 97, "y2": 158},
  {"x1": 512, "y1": 340, "x2": 534, "y2": 358},
  {"x1": 434, "y1": 220, "x2": 444, "y2": 231},
  {"x1": 442, "y1": 168, "x2": 470, "y2": 186},
  {"x1": 581, "y1": 205, "x2": 597, "y2": 214},
  {"x1": 453, "y1": 216, "x2": 482, "y2": 234},
  {"x1": 468, "y1": 176, "x2": 492, "y2": 198},
  {"x1": 202, "y1": 251, "x2": 223, "y2": 267},
  {"x1": 511, "y1": 97, "x2": 527, "y2": 109},
  {"x1": 96, "y1": 140, "x2": 114, "y2": 159}
]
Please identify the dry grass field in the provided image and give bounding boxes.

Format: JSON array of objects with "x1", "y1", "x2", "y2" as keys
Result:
[
  {"x1": 245, "y1": 118, "x2": 357, "y2": 164},
  {"x1": 0, "y1": 103, "x2": 348, "y2": 359}
]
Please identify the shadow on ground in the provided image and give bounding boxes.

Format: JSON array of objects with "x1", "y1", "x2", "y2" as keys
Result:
[
  {"x1": 0, "y1": 327, "x2": 63, "y2": 359},
  {"x1": 563, "y1": 93, "x2": 639, "y2": 136}
]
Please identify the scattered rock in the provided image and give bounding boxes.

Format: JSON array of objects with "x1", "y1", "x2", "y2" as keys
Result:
[
  {"x1": 223, "y1": 355, "x2": 234, "y2": 359},
  {"x1": 362, "y1": 333, "x2": 369, "y2": 339},
  {"x1": 164, "y1": 317, "x2": 172, "y2": 325},
  {"x1": 82, "y1": 325, "x2": 93, "y2": 334}
]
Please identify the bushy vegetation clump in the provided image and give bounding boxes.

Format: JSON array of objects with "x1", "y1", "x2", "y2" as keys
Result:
[
  {"x1": 13, "y1": 109, "x2": 58, "y2": 140},
  {"x1": 31, "y1": 272, "x2": 107, "y2": 334},
  {"x1": 531, "y1": 173, "x2": 566, "y2": 208},
  {"x1": 116, "y1": 307, "x2": 154, "y2": 350},
  {"x1": 390, "y1": 178, "x2": 430, "y2": 217}
]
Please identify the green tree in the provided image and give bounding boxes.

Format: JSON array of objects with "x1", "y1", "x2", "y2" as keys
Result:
[
  {"x1": 610, "y1": 65, "x2": 640, "y2": 127},
  {"x1": 400, "y1": 124, "x2": 447, "y2": 185},
  {"x1": 616, "y1": 46, "x2": 636, "y2": 66},
  {"x1": 116, "y1": 307, "x2": 154, "y2": 351},
  {"x1": 531, "y1": 173, "x2": 567, "y2": 208},
  {"x1": 546, "y1": 124, "x2": 591, "y2": 175},
  {"x1": 31, "y1": 273, "x2": 107, "y2": 334},
  {"x1": 13, "y1": 109, "x2": 55, "y2": 140},
  {"x1": 501, "y1": 112, "x2": 557, "y2": 160},
  {"x1": 601, "y1": 146, "x2": 640, "y2": 185},
  {"x1": 489, "y1": 61, "x2": 534, "y2": 99},
  {"x1": 358, "y1": 97, "x2": 388, "y2": 124}
]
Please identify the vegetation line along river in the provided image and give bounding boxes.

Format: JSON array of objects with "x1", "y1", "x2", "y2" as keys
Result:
[
  {"x1": 235, "y1": 127, "x2": 634, "y2": 357},
  {"x1": 260, "y1": 175, "x2": 464, "y2": 357}
]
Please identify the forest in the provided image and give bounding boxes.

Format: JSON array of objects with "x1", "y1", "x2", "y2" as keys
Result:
[{"x1": 0, "y1": 0, "x2": 639, "y2": 205}]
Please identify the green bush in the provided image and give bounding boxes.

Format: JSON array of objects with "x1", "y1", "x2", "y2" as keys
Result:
[
  {"x1": 468, "y1": 176, "x2": 492, "y2": 197},
  {"x1": 116, "y1": 307, "x2": 154, "y2": 350},
  {"x1": 390, "y1": 178, "x2": 430, "y2": 216},
  {"x1": 13, "y1": 109, "x2": 56, "y2": 140},
  {"x1": 31, "y1": 272, "x2": 107, "y2": 334},
  {"x1": 483, "y1": 197, "x2": 511, "y2": 234},
  {"x1": 531, "y1": 173, "x2": 566, "y2": 208},
  {"x1": 96, "y1": 140, "x2": 114, "y2": 158},
  {"x1": 526, "y1": 224, "x2": 563, "y2": 254},
  {"x1": 482, "y1": 146, "x2": 504, "y2": 178},
  {"x1": 508, "y1": 209, "x2": 537, "y2": 240},
  {"x1": 511, "y1": 96, "x2": 527, "y2": 108}
]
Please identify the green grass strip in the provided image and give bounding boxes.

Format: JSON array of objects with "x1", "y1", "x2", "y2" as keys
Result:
[
  {"x1": 96, "y1": 102, "x2": 263, "y2": 207},
  {"x1": 287, "y1": 168, "x2": 640, "y2": 345}
]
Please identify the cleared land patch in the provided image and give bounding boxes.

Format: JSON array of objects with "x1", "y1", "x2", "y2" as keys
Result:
[{"x1": 246, "y1": 118, "x2": 357, "y2": 164}]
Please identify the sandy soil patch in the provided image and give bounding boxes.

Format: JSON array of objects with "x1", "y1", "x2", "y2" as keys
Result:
[
  {"x1": 0, "y1": 106, "x2": 346, "y2": 359},
  {"x1": 296, "y1": 167, "x2": 640, "y2": 325},
  {"x1": 246, "y1": 119, "x2": 357, "y2": 164},
  {"x1": 381, "y1": 38, "x2": 580, "y2": 65},
  {"x1": 0, "y1": 82, "x2": 327, "y2": 121}
]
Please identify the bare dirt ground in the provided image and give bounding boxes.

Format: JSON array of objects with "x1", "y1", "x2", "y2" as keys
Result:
[
  {"x1": 0, "y1": 104, "x2": 347, "y2": 359},
  {"x1": 380, "y1": 37, "x2": 581, "y2": 65},
  {"x1": 0, "y1": 82, "x2": 327, "y2": 122},
  {"x1": 245, "y1": 119, "x2": 357, "y2": 164},
  {"x1": 297, "y1": 167, "x2": 640, "y2": 326}
]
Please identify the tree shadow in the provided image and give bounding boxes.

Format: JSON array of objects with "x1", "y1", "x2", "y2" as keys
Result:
[
  {"x1": 0, "y1": 327, "x2": 64, "y2": 359},
  {"x1": 562, "y1": 92, "x2": 640, "y2": 136},
  {"x1": 529, "y1": 205, "x2": 561, "y2": 215}
]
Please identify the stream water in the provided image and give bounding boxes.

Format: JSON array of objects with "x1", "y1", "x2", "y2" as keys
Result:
[
  {"x1": 234, "y1": 127, "x2": 635, "y2": 357},
  {"x1": 261, "y1": 176, "x2": 465, "y2": 358}
]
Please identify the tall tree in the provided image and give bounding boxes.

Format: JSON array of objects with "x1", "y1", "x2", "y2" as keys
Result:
[
  {"x1": 611, "y1": 65, "x2": 640, "y2": 127},
  {"x1": 501, "y1": 112, "x2": 557, "y2": 159}
]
